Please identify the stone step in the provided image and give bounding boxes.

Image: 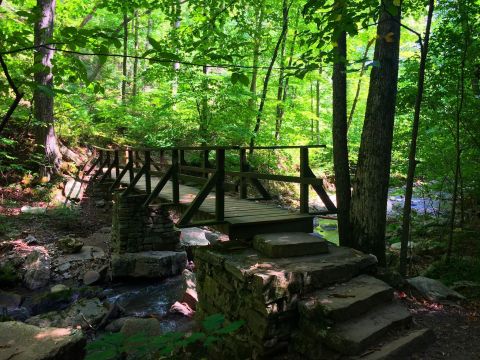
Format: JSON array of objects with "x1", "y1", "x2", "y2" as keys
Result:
[
  {"x1": 299, "y1": 275, "x2": 394, "y2": 322},
  {"x1": 359, "y1": 328, "x2": 434, "y2": 360},
  {"x1": 253, "y1": 232, "x2": 329, "y2": 258},
  {"x1": 323, "y1": 301, "x2": 412, "y2": 355}
]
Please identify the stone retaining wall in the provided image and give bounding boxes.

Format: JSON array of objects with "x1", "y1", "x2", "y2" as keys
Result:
[{"x1": 111, "y1": 192, "x2": 179, "y2": 254}]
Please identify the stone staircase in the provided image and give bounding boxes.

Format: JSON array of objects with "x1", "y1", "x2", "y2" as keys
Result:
[{"x1": 194, "y1": 232, "x2": 434, "y2": 359}]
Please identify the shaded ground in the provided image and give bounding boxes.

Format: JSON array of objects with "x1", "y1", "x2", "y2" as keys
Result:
[
  {"x1": 405, "y1": 296, "x2": 480, "y2": 360},
  {"x1": 0, "y1": 185, "x2": 110, "y2": 244}
]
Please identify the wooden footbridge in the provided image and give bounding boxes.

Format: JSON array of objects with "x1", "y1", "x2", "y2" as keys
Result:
[{"x1": 86, "y1": 145, "x2": 336, "y2": 239}]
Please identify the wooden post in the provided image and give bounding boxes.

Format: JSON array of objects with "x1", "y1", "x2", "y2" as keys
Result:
[
  {"x1": 239, "y1": 148, "x2": 247, "y2": 199},
  {"x1": 114, "y1": 150, "x2": 120, "y2": 177},
  {"x1": 215, "y1": 148, "x2": 225, "y2": 221},
  {"x1": 172, "y1": 149, "x2": 180, "y2": 204},
  {"x1": 105, "y1": 152, "x2": 111, "y2": 179},
  {"x1": 128, "y1": 150, "x2": 134, "y2": 183},
  {"x1": 202, "y1": 150, "x2": 209, "y2": 178},
  {"x1": 180, "y1": 150, "x2": 186, "y2": 165},
  {"x1": 300, "y1": 147, "x2": 309, "y2": 214},
  {"x1": 145, "y1": 150, "x2": 151, "y2": 194}
]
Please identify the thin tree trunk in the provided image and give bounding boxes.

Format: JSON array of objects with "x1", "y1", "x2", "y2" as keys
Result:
[
  {"x1": 277, "y1": 14, "x2": 299, "y2": 140},
  {"x1": 172, "y1": 0, "x2": 181, "y2": 100},
  {"x1": 310, "y1": 82, "x2": 314, "y2": 141},
  {"x1": 275, "y1": 32, "x2": 287, "y2": 142},
  {"x1": 0, "y1": 54, "x2": 24, "y2": 135},
  {"x1": 249, "y1": 0, "x2": 290, "y2": 152},
  {"x1": 79, "y1": 4, "x2": 98, "y2": 28},
  {"x1": 132, "y1": 11, "x2": 139, "y2": 97},
  {"x1": 315, "y1": 77, "x2": 320, "y2": 144},
  {"x1": 347, "y1": 37, "x2": 375, "y2": 131},
  {"x1": 199, "y1": 65, "x2": 209, "y2": 145},
  {"x1": 246, "y1": 2, "x2": 265, "y2": 131},
  {"x1": 350, "y1": 0, "x2": 402, "y2": 265},
  {"x1": 447, "y1": 26, "x2": 469, "y2": 262},
  {"x1": 399, "y1": 0, "x2": 435, "y2": 276},
  {"x1": 34, "y1": 0, "x2": 61, "y2": 179},
  {"x1": 121, "y1": 12, "x2": 128, "y2": 103},
  {"x1": 332, "y1": 19, "x2": 351, "y2": 247}
]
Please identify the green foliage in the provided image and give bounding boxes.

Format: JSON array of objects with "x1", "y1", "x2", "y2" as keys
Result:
[
  {"x1": 86, "y1": 314, "x2": 245, "y2": 360},
  {"x1": 424, "y1": 257, "x2": 480, "y2": 286},
  {"x1": 0, "y1": 262, "x2": 20, "y2": 287}
]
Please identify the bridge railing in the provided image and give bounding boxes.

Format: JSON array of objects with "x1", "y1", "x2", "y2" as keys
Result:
[{"x1": 86, "y1": 144, "x2": 337, "y2": 227}]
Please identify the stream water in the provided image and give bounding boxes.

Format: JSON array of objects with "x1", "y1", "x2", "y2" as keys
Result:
[{"x1": 103, "y1": 275, "x2": 193, "y2": 333}]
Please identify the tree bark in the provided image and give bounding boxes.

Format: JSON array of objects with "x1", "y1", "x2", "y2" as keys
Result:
[
  {"x1": 121, "y1": 11, "x2": 128, "y2": 103},
  {"x1": 132, "y1": 11, "x2": 139, "y2": 97},
  {"x1": 399, "y1": 0, "x2": 434, "y2": 276},
  {"x1": 249, "y1": 0, "x2": 289, "y2": 151},
  {"x1": 315, "y1": 77, "x2": 320, "y2": 144},
  {"x1": 33, "y1": 0, "x2": 61, "y2": 179},
  {"x1": 350, "y1": 0, "x2": 402, "y2": 265},
  {"x1": 274, "y1": 23, "x2": 288, "y2": 141},
  {"x1": 276, "y1": 14, "x2": 299, "y2": 141},
  {"x1": 347, "y1": 37, "x2": 375, "y2": 131},
  {"x1": 447, "y1": 16, "x2": 469, "y2": 262},
  {"x1": 0, "y1": 54, "x2": 24, "y2": 135},
  {"x1": 246, "y1": 1, "x2": 265, "y2": 131},
  {"x1": 332, "y1": 24, "x2": 351, "y2": 247}
]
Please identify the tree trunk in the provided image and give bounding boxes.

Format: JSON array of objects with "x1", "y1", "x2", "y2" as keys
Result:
[
  {"x1": 121, "y1": 11, "x2": 128, "y2": 103},
  {"x1": 246, "y1": 2, "x2": 265, "y2": 131},
  {"x1": 447, "y1": 23, "x2": 469, "y2": 262},
  {"x1": 274, "y1": 31, "x2": 287, "y2": 142},
  {"x1": 350, "y1": 0, "x2": 402, "y2": 265},
  {"x1": 33, "y1": 0, "x2": 60, "y2": 179},
  {"x1": 249, "y1": 0, "x2": 289, "y2": 151},
  {"x1": 277, "y1": 14, "x2": 299, "y2": 141},
  {"x1": 172, "y1": 0, "x2": 181, "y2": 100},
  {"x1": 332, "y1": 24, "x2": 351, "y2": 247},
  {"x1": 347, "y1": 37, "x2": 375, "y2": 131},
  {"x1": 399, "y1": 0, "x2": 434, "y2": 276},
  {"x1": 132, "y1": 11, "x2": 139, "y2": 97},
  {"x1": 199, "y1": 65, "x2": 210, "y2": 145},
  {"x1": 315, "y1": 78, "x2": 320, "y2": 144}
]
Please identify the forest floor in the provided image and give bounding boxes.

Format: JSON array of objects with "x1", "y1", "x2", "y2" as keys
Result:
[{"x1": 1, "y1": 184, "x2": 480, "y2": 359}]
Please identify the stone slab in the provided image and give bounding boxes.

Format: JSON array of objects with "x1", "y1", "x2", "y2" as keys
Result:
[
  {"x1": 324, "y1": 301, "x2": 412, "y2": 355},
  {"x1": 253, "y1": 232, "x2": 329, "y2": 258},
  {"x1": 299, "y1": 275, "x2": 393, "y2": 322},
  {"x1": 111, "y1": 251, "x2": 187, "y2": 279},
  {"x1": 362, "y1": 328, "x2": 434, "y2": 360},
  {"x1": 0, "y1": 321, "x2": 85, "y2": 360},
  {"x1": 195, "y1": 244, "x2": 377, "y2": 303},
  {"x1": 54, "y1": 246, "x2": 105, "y2": 265}
]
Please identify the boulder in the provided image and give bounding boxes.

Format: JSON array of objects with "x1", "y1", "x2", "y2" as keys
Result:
[
  {"x1": 180, "y1": 227, "x2": 211, "y2": 247},
  {"x1": 0, "y1": 290, "x2": 22, "y2": 308},
  {"x1": 50, "y1": 284, "x2": 70, "y2": 293},
  {"x1": 181, "y1": 269, "x2": 198, "y2": 310},
  {"x1": 57, "y1": 236, "x2": 84, "y2": 254},
  {"x1": 111, "y1": 251, "x2": 187, "y2": 279},
  {"x1": 20, "y1": 206, "x2": 47, "y2": 215},
  {"x1": 169, "y1": 301, "x2": 195, "y2": 318},
  {"x1": 120, "y1": 318, "x2": 162, "y2": 337},
  {"x1": 25, "y1": 235, "x2": 39, "y2": 246},
  {"x1": 24, "y1": 250, "x2": 51, "y2": 290},
  {"x1": 26, "y1": 297, "x2": 109, "y2": 329},
  {"x1": 0, "y1": 321, "x2": 85, "y2": 360},
  {"x1": 105, "y1": 316, "x2": 137, "y2": 333},
  {"x1": 407, "y1": 276, "x2": 465, "y2": 302}
]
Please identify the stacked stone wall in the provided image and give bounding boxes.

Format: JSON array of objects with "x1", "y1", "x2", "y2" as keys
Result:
[
  {"x1": 194, "y1": 248, "x2": 299, "y2": 359},
  {"x1": 111, "y1": 192, "x2": 179, "y2": 254}
]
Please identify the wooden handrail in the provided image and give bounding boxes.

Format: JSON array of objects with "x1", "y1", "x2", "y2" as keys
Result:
[{"x1": 91, "y1": 144, "x2": 337, "y2": 224}]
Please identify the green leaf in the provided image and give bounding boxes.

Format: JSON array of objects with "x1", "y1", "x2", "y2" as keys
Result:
[
  {"x1": 231, "y1": 72, "x2": 249, "y2": 87},
  {"x1": 148, "y1": 36, "x2": 163, "y2": 51},
  {"x1": 36, "y1": 84, "x2": 55, "y2": 97}
]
